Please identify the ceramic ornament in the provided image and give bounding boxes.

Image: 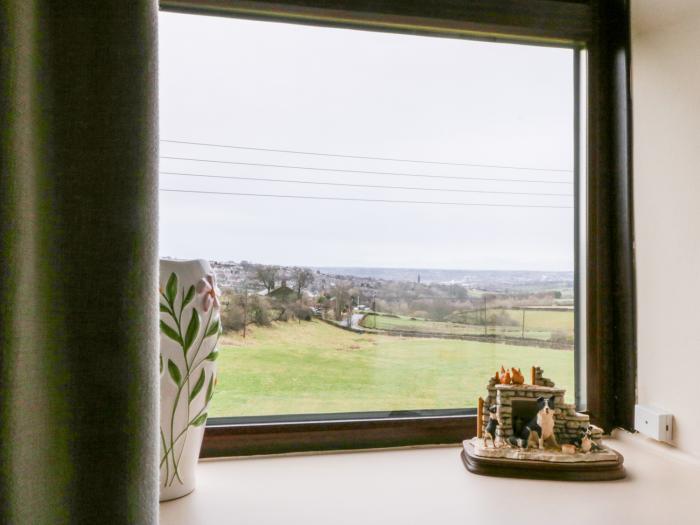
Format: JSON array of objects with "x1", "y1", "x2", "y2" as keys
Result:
[
  {"x1": 462, "y1": 366, "x2": 625, "y2": 481},
  {"x1": 159, "y1": 259, "x2": 222, "y2": 501}
]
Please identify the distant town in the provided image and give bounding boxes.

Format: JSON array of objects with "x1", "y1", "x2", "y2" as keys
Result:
[
  {"x1": 195, "y1": 259, "x2": 575, "y2": 348},
  {"x1": 210, "y1": 259, "x2": 573, "y2": 298}
]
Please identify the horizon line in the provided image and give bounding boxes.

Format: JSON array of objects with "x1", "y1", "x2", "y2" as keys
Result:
[{"x1": 194, "y1": 259, "x2": 574, "y2": 274}]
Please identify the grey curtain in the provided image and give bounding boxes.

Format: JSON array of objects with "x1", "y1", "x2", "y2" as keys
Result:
[{"x1": 0, "y1": 1, "x2": 159, "y2": 523}]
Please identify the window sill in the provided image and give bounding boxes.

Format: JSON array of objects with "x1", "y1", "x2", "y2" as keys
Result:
[{"x1": 161, "y1": 431, "x2": 699, "y2": 525}]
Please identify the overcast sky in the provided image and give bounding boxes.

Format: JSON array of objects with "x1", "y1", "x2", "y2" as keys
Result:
[{"x1": 159, "y1": 13, "x2": 574, "y2": 271}]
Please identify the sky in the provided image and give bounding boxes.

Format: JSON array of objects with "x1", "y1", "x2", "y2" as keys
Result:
[{"x1": 159, "y1": 13, "x2": 575, "y2": 271}]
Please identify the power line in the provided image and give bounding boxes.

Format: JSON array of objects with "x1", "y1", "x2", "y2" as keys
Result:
[
  {"x1": 159, "y1": 188, "x2": 574, "y2": 209},
  {"x1": 161, "y1": 139, "x2": 573, "y2": 174},
  {"x1": 160, "y1": 157, "x2": 573, "y2": 185},
  {"x1": 160, "y1": 171, "x2": 574, "y2": 198}
]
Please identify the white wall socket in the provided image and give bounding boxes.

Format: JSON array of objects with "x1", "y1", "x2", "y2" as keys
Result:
[{"x1": 634, "y1": 404, "x2": 673, "y2": 442}]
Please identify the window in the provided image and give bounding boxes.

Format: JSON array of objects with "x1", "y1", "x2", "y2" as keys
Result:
[{"x1": 158, "y1": 0, "x2": 635, "y2": 456}]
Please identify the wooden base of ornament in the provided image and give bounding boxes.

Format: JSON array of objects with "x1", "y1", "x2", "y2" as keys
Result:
[{"x1": 461, "y1": 439, "x2": 625, "y2": 481}]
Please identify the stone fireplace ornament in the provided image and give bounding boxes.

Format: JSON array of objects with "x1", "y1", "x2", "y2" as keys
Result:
[
  {"x1": 159, "y1": 259, "x2": 222, "y2": 501},
  {"x1": 462, "y1": 366, "x2": 625, "y2": 481}
]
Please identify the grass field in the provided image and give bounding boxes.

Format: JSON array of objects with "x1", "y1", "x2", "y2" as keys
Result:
[
  {"x1": 361, "y1": 309, "x2": 573, "y2": 341},
  {"x1": 208, "y1": 319, "x2": 574, "y2": 418}
]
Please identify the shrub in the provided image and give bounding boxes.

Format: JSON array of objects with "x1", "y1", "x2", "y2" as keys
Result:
[
  {"x1": 220, "y1": 302, "x2": 245, "y2": 331},
  {"x1": 249, "y1": 295, "x2": 272, "y2": 326},
  {"x1": 486, "y1": 309, "x2": 519, "y2": 327},
  {"x1": 292, "y1": 303, "x2": 314, "y2": 321},
  {"x1": 550, "y1": 330, "x2": 574, "y2": 344},
  {"x1": 219, "y1": 291, "x2": 272, "y2": 331}
]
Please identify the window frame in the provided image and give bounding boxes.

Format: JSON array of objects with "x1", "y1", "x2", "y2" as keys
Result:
[{"x1": 158, "y1": 0, "x2": 636, "y2": 458}]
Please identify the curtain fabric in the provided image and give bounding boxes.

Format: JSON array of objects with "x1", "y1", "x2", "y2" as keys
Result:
[{"x1": 0, "y1": 1, "x2": 159, "y2": 523}]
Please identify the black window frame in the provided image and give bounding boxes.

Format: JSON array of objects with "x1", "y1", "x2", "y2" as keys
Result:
[{"x1": 158, "y1": 0, "x2": 635, "y2": 458}]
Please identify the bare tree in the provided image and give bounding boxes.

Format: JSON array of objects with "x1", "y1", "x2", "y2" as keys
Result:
[
  {"x1": 333, "y1": 282, "x2": 352, "y2": 322},
  {"x1": 292, "y1": 267, "x2": 315, "y2": 298},
  {"x1": 255, "y1": 265, "x2": 279, "y2": 294}
]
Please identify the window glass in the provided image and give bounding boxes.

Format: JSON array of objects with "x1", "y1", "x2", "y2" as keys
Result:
[{"x1": 159, "y1": 13, "x2": 576, "y2": 418}]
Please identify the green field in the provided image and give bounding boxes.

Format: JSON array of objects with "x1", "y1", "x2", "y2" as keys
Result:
[
  {"x1": 361, "y1": 308, "x2": 573, "y2": 342},
  {"x1": 208, "y1": 319, "x2": 574, "y2": 418}
]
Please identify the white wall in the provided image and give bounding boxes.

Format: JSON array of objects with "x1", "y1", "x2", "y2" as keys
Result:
[{"x1": 632, "y1": 1, "x2": 700, "y2": 458}]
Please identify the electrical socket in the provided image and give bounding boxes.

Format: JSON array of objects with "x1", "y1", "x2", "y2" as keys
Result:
[{"x1": 634, "y1": 404, "x2": 673, "y2": 442}]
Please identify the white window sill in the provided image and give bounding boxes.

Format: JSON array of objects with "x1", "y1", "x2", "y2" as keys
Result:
[{"x1": 160, "y1": 431, "x2": 700, "y2": 525}]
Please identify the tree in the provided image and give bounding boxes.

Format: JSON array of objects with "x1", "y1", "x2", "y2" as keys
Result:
[
  {"x1": 448, "y1": 284, "x2": 468, "y2": 301},
  {"x1": 292, "y1": 267, "x2": 314, "y2": 298},
  {"x1": 248, "y1": 295, "x2": 271, "y2": 326},
  {"x1": 219, "y1": 289, "x2": 272, "y2": 336},
  {"x1": 332, "y1": 282, "x2": 352, "y2": 322},
  {"x1": 428, "y1": 299, "x2": 453, "y2": 321},
  {"x1": 255, "y1": 265, "x2": 279, "y2": 294}
]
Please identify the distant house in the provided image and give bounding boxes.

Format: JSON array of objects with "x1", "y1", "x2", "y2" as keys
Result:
[{"x1": 268, "y1": 280, "x2": 297, "y2": 301}]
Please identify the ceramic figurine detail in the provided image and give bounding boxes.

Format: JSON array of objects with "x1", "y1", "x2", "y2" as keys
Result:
[
  {"x1": 535, "y1": 396, "x2": 558, "y2": 449},
  {"x1": 159, "y1": 259, "x2": 222, "y2": 501},
  {"x1": 508, "y1": 396, "x2": 559, "y2": 450},
  {"x1": 561, "y1": 444, "x2": 576, "y2": 455},
  {"x1": 510, "y1": 367, "x2": 525, "y2": 385},
  {"x1": 573, "y1": 425, "x2": 601, "y2": 453},
  {"x1": 482, "y1": 405, "x2": 502, "y2": 448},
  {"x1": 499, "y1": 365, "x2": 512, "y2": 385}
]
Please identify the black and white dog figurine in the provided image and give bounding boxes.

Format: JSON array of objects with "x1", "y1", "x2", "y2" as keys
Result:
[
  {"x1": 482, "y1": 405, "x2": 502, "y2": 448},
  {"x1": 573, "y1": 425, "x2": 600, "y2": 453},
  {"x1": 508, "y1": 396, "x2": 558, "y2": 449}
]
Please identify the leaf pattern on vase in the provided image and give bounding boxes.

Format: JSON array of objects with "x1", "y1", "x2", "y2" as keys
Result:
[{"x1": 159, "y1": 272, "x2": 222, "y2": 487}]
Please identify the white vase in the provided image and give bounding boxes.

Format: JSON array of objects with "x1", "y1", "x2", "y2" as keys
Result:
[{"x1": 159, "y1": 259, "x2": 221, "y2": 501}]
